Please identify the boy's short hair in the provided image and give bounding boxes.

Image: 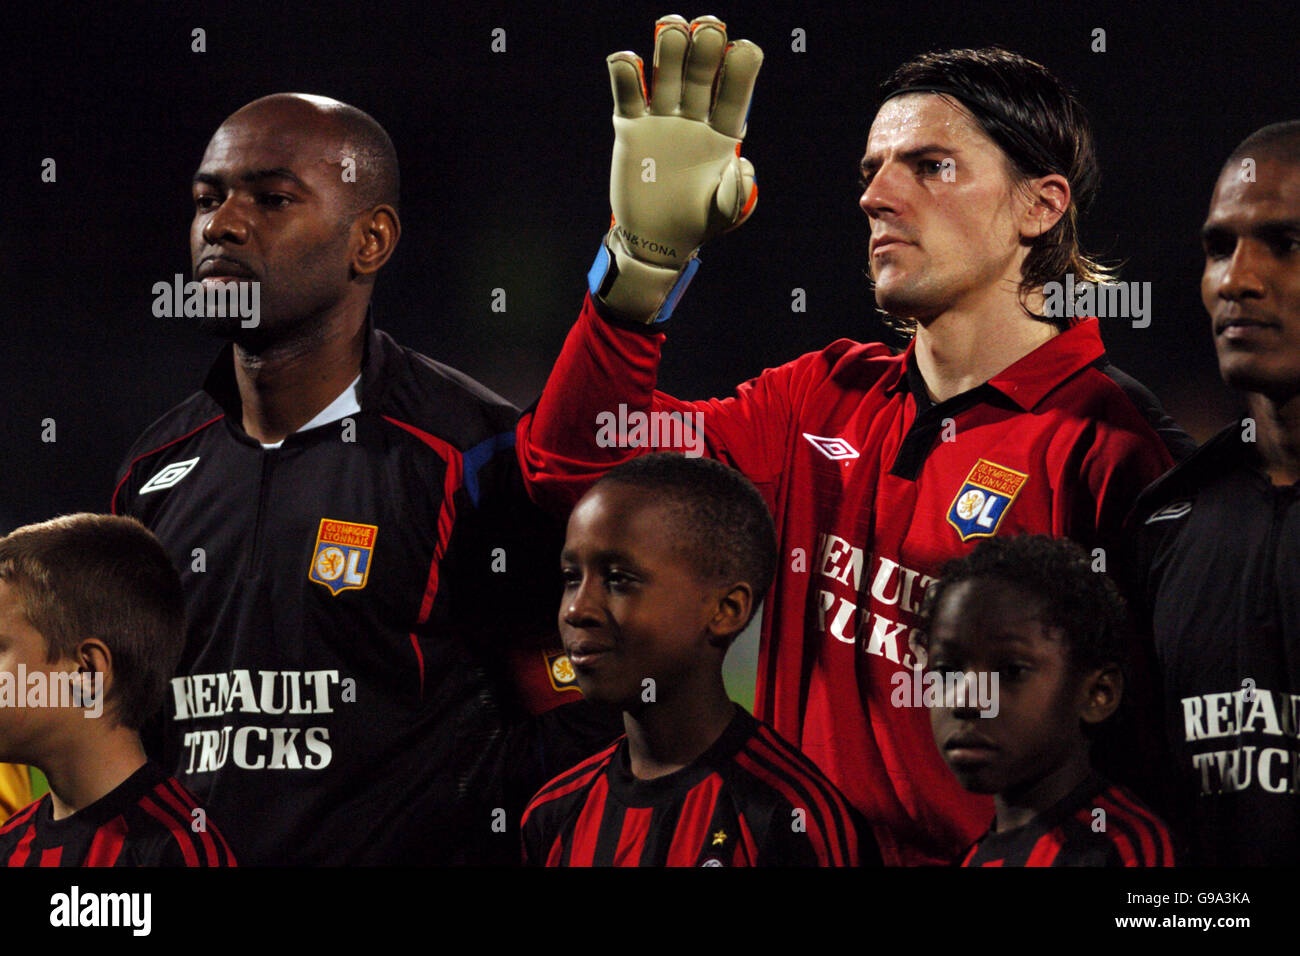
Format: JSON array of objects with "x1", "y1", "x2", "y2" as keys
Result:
[
  {"x1": 596, "y1": 453, "x2": 778, "y2": 631},
  {"x1": 916, "y1": 534, "x2": 1128, "y2": 675},
  {"x1": 0, "y1": 514, "x2": 184, "y2": 730}
]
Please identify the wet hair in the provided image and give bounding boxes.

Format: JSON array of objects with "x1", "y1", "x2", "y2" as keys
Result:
[
  {"x1": 0, "y1": 514, "x2": 185, "y2": 730},
  {"x1": 915, "y1": 534, "x2": 1128, "y2": 676},
  {"x1": 875, "y1": 47, "x2": 1115, "y2": 333},
  {"x1": 595, "y1": 453, "x2": 777, "y2": 632}
]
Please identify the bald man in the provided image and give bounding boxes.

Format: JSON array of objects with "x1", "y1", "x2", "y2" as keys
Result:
[
  {"x1": 112, "y1": 94, "x2": 617, "y2": 865},
  {"x1": 1128, "y1": 120, "x2": 1300, "y2": 864}
]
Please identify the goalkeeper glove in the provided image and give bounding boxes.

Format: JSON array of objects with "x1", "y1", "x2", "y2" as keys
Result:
[{"x1": 588, "y1": 14, "x2": 763, "y2": 323}]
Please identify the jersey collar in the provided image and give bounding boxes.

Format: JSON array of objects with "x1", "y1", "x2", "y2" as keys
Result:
[
  {"x1": 1134, "y1": 418, "x2": 1264, "y2": 510},
  {"x1": 885, "y1": 318, "x2": 1106, "y2": 412},
  {"x1": 201, "y1": 306, "x2": 392, "y2": 423}
]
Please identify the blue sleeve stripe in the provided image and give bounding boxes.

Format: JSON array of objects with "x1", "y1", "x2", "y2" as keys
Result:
[
  {"x1": 587, "y1": 242, "x2": 612, "y2": 298},
  {"x1": 463, "y1": 430, "x2": 516, "y2": 507}
]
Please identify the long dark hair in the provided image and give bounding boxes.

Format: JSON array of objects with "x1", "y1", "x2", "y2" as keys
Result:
[{"x1": 876, "y1": 47, "x2": 1117, "y2": 334}]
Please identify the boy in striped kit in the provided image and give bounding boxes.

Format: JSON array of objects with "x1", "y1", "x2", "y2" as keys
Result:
[
  {"x1": 917, "y1": 535, "x2": 1173, "y2": 866},
  {"x1": 522, "y1": 454, "x2": 874, "y2": 866},
  {"x1": 0, "y1": 514, "x2": 234, "y2": 866}
]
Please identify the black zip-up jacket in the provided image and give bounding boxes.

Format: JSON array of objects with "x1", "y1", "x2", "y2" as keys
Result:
[
  {"x1": 1128, "y1": 419, "x2": 1300, "y2": 865},
  {"x1": 113, "y1": 323, "x2": 618, "y2": 864}
]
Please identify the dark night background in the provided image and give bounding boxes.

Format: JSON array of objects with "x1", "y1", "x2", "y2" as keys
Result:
[{"x1": 4, "y1": 0, "x2": 1299, "y2": 534}]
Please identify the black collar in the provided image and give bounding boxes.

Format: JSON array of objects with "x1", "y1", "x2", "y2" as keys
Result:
[
  {"x1": 1136, "y1": 418, "x2": 1259, "y2": 509},
  {"x1": 201, "y1": 308, "x2": 387, "y2": 421}
]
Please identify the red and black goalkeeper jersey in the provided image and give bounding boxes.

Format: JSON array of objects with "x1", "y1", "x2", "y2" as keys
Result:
[
  {"x1": 518, "y1": 293, "x2": 1190, "y2": 866},
  {"x1": 521, "y1": 706, "x2": 874, "y2": 866},
  {"x1": 0, "y1": 761, "x2": 235, "y2": 867},
  {"x1": 961, "y1": 773, "x2": 1174, "y2": 867}
]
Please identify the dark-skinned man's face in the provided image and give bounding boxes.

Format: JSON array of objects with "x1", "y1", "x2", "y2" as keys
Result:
[
  {"x1": 190, "y1": 99, "x2": 359, "y2": 347},
  {"x1": 1202, "y1": 156, "x2": 1300, "y2": 402}
]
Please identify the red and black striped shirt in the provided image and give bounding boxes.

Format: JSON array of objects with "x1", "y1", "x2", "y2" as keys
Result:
[
  {"x1": 521, "y1": 706, "x2": 873, "y2": 866},
  {"x1": 961, "y1": 773, "x2": 1174, "y2": 867},
  {"x1": 0, "y1": 761, "x2": 235, "y2": 867}
]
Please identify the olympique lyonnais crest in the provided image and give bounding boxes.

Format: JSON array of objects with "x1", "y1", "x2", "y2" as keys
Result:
[
  {"x1": 546, "y1": 650, "x2": 580, "y2": 692},
  {"x1": 947, "y1": 459, "x2": 1028, "y2": 542},
  {"x1": 309, "y1": 519, "x2": 378, "y2": 595}
]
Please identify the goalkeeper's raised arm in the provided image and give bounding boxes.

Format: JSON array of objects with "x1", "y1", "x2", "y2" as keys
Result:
[
  {"x1": 518, "y1": 26, "x2": 1194, "y2": 866},
  {"x1": 517, "y1": 15, "x2": 781, "y2": 514}
]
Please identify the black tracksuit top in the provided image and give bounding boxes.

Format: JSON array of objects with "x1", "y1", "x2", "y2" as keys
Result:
[
  {"x1": 114, "y1": 324, "x2": 610, "y2": 864},
  {"x1": 1129, "y1": 420, "x2": 1300, "y2": 865}
]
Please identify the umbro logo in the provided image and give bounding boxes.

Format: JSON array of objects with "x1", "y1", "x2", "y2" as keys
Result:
[
  {"x1": 1145, "y1": 500, "x2": 1192, "y2": 524},
  {"x1": 139, "y1": 457, "x2": 200, "y2": 495},
  {"x1": 802, "y1": 433, "x2": 859, "y2": 461}
]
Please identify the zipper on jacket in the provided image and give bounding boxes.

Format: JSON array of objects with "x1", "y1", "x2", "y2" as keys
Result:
[{"x1": 245, "y1": 451, "x2": 275, "y2": 578}]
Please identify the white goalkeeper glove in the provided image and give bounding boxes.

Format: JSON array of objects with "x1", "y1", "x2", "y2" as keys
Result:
[{"x1": 588, "y1": 14, "x2": 763, "y2": 323}]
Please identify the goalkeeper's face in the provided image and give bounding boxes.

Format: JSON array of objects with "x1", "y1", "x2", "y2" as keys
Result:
[
  {"x1": 859, "y1": 94, "x2": 1030, "y2": 324},
  {"x1": 189, "y1": 97, "x2": 363, "y2": 346}
]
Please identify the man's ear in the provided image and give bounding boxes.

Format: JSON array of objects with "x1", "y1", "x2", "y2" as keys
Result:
[
  {"x1": 706, "y1": 582, "x2": 753, "y2": 649},
  {"x1": 352, "y1": 205, "x2": 401, "y2": 277},
  {"x1": 76, "y1": 638, "x2": 113, "y2": 701},
  {"x1": 1019, "y1": 173, "x2": 1070, "y2": 239},
  {"x1": 1079, "y1": 663, "x2": 1123, "y2": 726}
]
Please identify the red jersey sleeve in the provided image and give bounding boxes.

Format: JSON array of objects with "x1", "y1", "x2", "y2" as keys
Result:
[{"x1": 517, "y1": 293, "x2": 809, "y2": 513}]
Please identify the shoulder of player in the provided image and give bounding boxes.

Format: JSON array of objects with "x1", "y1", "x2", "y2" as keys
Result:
[
  {"x1": 521, "y1": 739, "x2": 622, "y2": 829},
  {"x1": 119, "y1": 829, "x2": 210, "y2": 867},
  {"x1": 1064, "y1": 779, "x2": 1175, "y2": 867},
  {"x1": 1131, "y1": 419, "x2": 1246, "y2": 517},
  {"x1": 1045, "y1": 358, "x2": 1191, "y2": 459},
  {"x1": 734, "y1": 716, "x2": 848, "y2": 795},
  {"x1": 112, "y1": 389, "x2": 226, "y2": 516},
  {"x1": 735, "y1": 339, "x2": 900, "y2": 424},
  {"x1": 116, "y1": 391, "x2": 225, "y2": 477},
  {"x1": 370, "y1": 328, "x2": 520, "y2": 449},
  {"x1": 0, "y1": 794, "x2": 46, "y2": 835},
  {"x1": 1096, "y1": 361, "x2": 1197, "y2": 461},
  {"x1": 725, "y1": 717, "x2": 859, "y2": 856},
  {"x1": 124, "y1": 775, "x2": 235, "y2": 867},
  {"x1": 742, "y1": 337, "x2": 896, "y2": 385},
  {"x1": 1092, "y1": 782, "x2": 1176, "y2": 866},
  {"x1": 802, "y1": 338, "x2": 900, "y2": 390}
]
